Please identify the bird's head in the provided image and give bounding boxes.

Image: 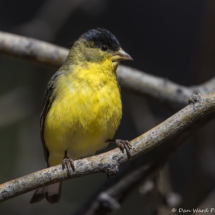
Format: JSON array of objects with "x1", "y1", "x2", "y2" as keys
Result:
[{"x1": 68, "y1": 28, "x2": 132, "y2": 71}]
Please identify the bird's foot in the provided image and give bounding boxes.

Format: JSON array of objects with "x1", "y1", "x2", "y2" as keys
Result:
[
  {"x1": 62, "y1": 157, "x2": 75, "y2": 171},
  {"x1": 107, "y1": 139, "x2": 132, "y2": 159}
]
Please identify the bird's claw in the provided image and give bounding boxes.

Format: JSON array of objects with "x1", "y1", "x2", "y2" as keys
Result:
[
  {"x1": 108, "y1": 139, "x2": 132, "y2": 159},
  {"x1": 62, "y1": 158, "x2": 75, "y2": 171}
]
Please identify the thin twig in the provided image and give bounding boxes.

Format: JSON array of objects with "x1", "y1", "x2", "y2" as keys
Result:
[
  {"x1": 0, "y1": 92, "x2": 215, "y2": 202},
  {"x1": 0, "y1": 31, "x2": 215, "y2": 110}
]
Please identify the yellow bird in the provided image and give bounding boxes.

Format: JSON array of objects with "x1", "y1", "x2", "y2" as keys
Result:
[{"x1": 30, "y1": 28, "x2": 133, "y2": 204}]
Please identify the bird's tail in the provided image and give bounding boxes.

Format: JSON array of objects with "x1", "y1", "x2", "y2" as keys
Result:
[{"x1": 30, "y1": 182, "x2": 62, "y2": 204}]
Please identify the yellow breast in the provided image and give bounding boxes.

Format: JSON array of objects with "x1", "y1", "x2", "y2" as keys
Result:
[{"x1": 44, "y1": 59, "x2": 122, "y2": 166}]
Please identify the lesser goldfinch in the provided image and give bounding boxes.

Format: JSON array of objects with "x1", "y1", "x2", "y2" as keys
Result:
[{"x1": 30, "y1": 28, "x2": 133, "y2": 204}]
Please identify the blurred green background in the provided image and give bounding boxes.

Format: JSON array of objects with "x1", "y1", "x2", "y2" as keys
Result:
[{"x1": 0, "y1": 0, "x2": 215, "y2": 214}]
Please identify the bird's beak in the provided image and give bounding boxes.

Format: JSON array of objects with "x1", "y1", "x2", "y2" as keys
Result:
[{"x1": 112, "y1": 48, "x2": 133, "y2": 62}]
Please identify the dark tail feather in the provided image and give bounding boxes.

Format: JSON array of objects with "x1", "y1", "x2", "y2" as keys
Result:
[
  {"x1": 30, "y1": 187, "x2": 45, "y2": 203},
  {"x1": 30, "y1": 182, "x2": 62, "y2": 204},
  {"x1": 45, "y1": 182, "x2": 62, "y2": 203}
]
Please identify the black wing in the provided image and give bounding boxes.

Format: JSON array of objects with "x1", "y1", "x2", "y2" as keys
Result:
[{"x1": 40, "y1": 71, "x2": 65, "y2": 166}]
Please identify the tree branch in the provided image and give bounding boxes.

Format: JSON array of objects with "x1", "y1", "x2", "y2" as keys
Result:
[
  {"x1": 117, "y1": 66, "x2": 215, "y2": 110},
  {"x1": 0, "y1": 92, "x2": 215, "y2": 202},
  {"x1": 0, "y1": 31, "x2": 215, "y2": 110},
  {"x1": 73, "y1": 110, "x2": 215, "y2": 215},
  {"x1": 0, "y1": 31, "x2": 68, "y2": 67}
]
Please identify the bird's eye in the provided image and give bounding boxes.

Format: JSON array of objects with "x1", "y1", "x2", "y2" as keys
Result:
[{"x1": 101, "y1": 45, "x2": 108, "y2": 51}]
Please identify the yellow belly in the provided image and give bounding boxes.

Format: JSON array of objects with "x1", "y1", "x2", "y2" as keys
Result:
[{"x1": 44, "y1": 73, "x2": 122, "y2": 166}]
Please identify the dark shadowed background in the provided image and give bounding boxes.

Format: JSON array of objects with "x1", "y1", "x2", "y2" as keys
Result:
[{"x1": 0, "y1": 0, "x2": 215, "y2": 214}]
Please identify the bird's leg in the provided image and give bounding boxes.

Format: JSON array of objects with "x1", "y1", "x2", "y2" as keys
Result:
[
  {"x1": 62, "y1": 151, "x2": 75, "y2": 171},
  {"x1": 106, "y1": 139, "x2": 132, "y2": 159}
]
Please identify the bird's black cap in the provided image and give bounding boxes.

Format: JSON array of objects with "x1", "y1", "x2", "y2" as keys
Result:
[{"x1": 81, "y1": 28, "x2": 121, "y2": 52}]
